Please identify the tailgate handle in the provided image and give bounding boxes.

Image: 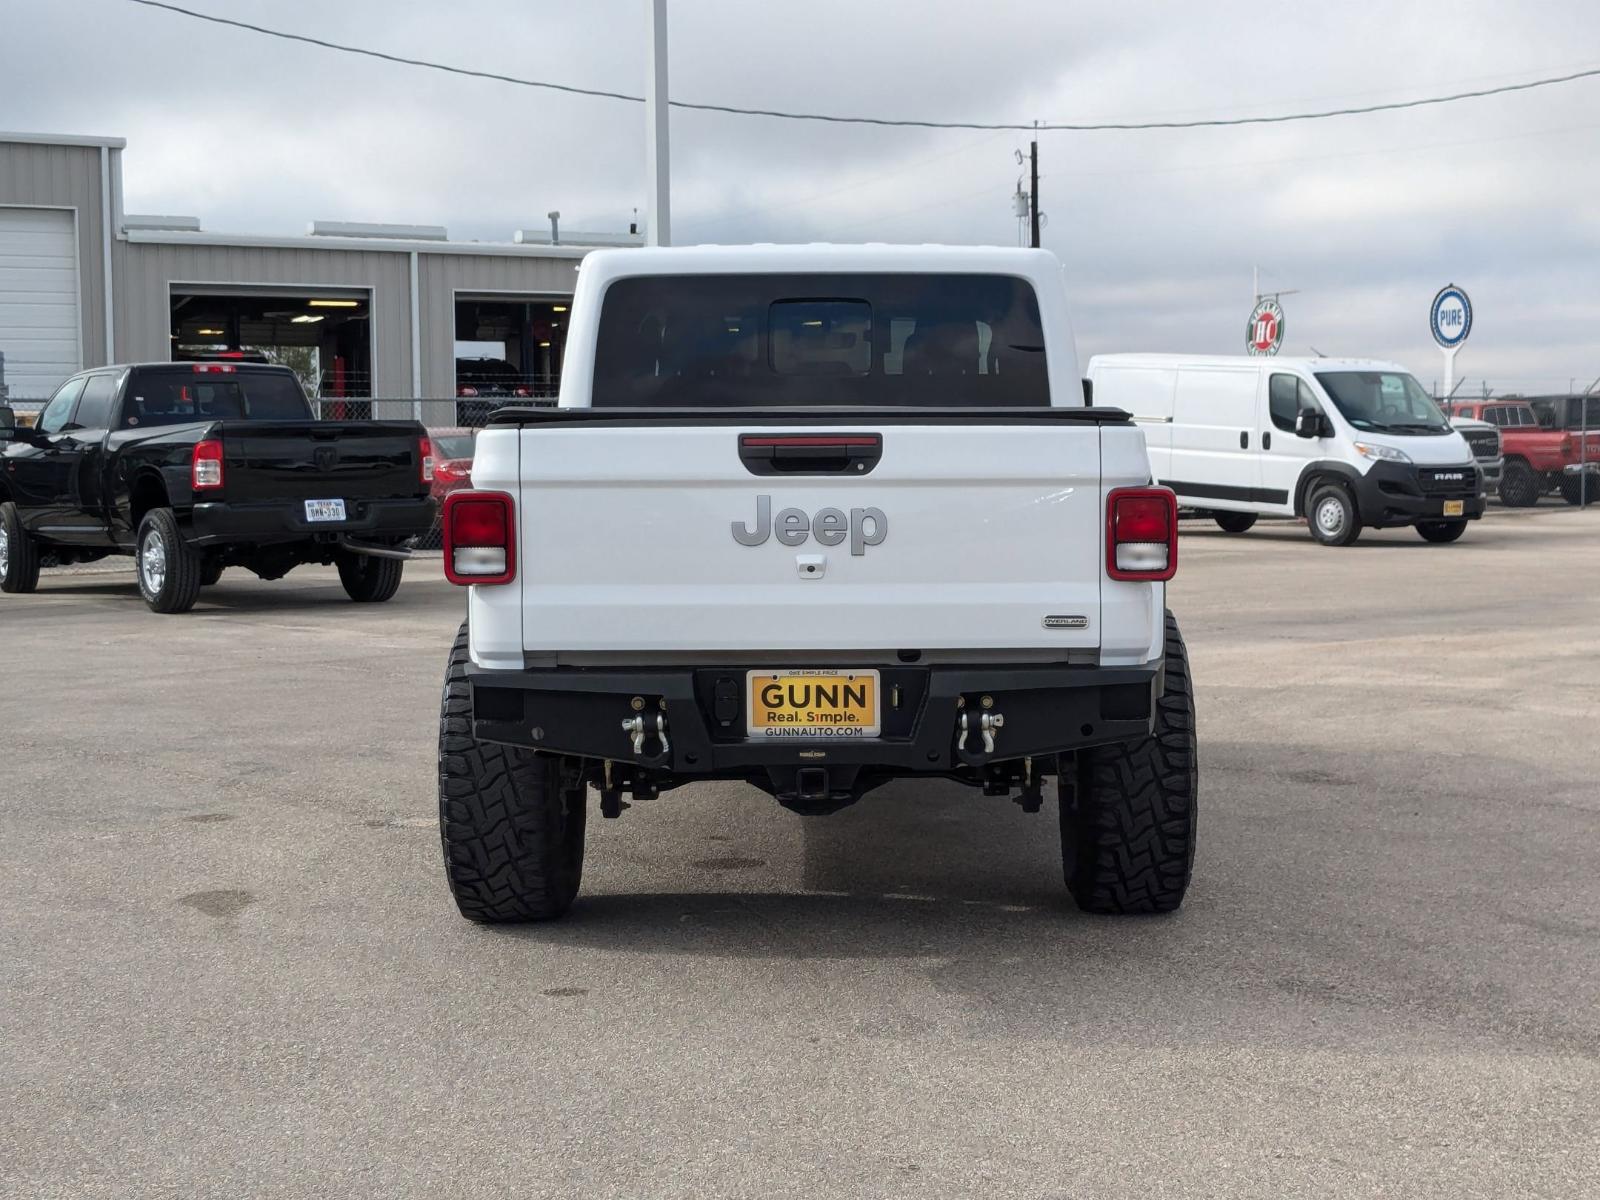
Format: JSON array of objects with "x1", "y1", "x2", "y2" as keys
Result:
[{"x1": 739, "y1": 434, "x2": 882, "y2": 476}]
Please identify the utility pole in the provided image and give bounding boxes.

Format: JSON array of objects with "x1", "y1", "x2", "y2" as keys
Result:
[
  {"x1": 1029, "y1": 136, "x2": 1040, "y2": 249},
  {"x1": 644, "y1": 0, "x2": 671, "y2": 247}
]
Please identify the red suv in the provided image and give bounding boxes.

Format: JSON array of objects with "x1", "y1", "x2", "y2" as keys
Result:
[{"x1": 1445, "y1": 397, "x2": 1600, "y2": 506}]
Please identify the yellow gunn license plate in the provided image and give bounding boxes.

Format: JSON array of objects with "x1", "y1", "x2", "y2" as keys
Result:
[
  {"x1": 747, "y1": 670, "x2": 880, "y2": 739},
  {"x1": 1443, "y1": 500, "x2": 1465, "y2": 516}
]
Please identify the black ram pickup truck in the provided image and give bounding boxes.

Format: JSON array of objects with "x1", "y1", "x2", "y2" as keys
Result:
[{"x1": 0, "y1": 362, "x2": 436, "y2": 612}]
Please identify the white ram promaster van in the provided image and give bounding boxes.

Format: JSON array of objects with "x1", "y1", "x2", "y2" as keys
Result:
[
  {"x1": 437, "y1": 245, "x2": 1197, "y2": 922},
  {"x1": 1087, "y1": 355, "x2": 1486, "y2": 545}
]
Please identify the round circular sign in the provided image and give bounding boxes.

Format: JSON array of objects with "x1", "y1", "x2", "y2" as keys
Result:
[
  {"x1": 1430, "y1": 285, "x2": 1472, "y2": 348},
  {"x1": 1246, "y1": 298, "x2": 1284, "y2": 357}
]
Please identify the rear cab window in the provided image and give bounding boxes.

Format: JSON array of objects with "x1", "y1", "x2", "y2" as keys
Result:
[
  {"x1": 591, "y1": 273, "x2": 1049, "y2": 407},
  {"x1": 121, "y1": 367, "x2": 312, "y2": 428},
  {"x1": 73, "y1": 374, "x2": 121, "y2": 430}
]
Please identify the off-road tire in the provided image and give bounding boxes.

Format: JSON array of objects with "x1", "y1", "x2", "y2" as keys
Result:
[
  {"x1": 1498, "y1": 460, "x2": 1539, "y2": 507},
  {"x1": 1558, "y1": 476, "x2": 1595, "y2": 507},
  {"x1": 200, "y1": 560, "x2": 225, "y2": 587},
  {"x1": 1307, "y1": 481, "x2": 1361, "y2": 546},
  {"x1": 1213, "y1": 512, "x2": 1257, "y2": 534},
  {"x1": 1416, "y1": 520, "x2": 1468, "y2": 543},
  {"x1": 1061, "y1": 610, "x2": 1197, "y2": 914},
  {"x1": 136, "y1": 508, "x2": 203, "y2": 613},
  {"x1": 337, "y1": 552, "x2": 404, "y2": 603},
  {"x1": 0, "y1": 501, "x2": 42, "y2": 594},
  {"x1": 439, "y1": 621, "x2": 586, "y2": 922}
]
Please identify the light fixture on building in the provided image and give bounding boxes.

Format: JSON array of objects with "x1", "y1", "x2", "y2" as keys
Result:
[
  {"x1": 291, "y1": 314, "x2": 324, "y2": 324},
  {"x1": 551, "y1": 305, "x2": 568, "y2": 313},
  {"x1": 196, "y1": 327, "x2": 224, "y2": 335},
  {"x1": 307, "y1": 299, "x2": 360, "y2": 308},
  {"x1": 539, "y1": 340, "x2": 552, "y2": 348}
]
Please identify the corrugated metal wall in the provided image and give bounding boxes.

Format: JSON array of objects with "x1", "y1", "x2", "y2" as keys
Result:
[
  {"x1": 418, "y1": 253, "x2": 578, "y2": 399},
  {"x1": 0, "y1": 141, "x2": 108, "y2": 371},
  {"x1": 4, "y1": 137, "x2": 589, "y2": 407},
  {"x1": 112, "y1": 243, "x2": 581, "y2": 405},
  {"x1": 112, "y1": 240, "x2": 413, "y2": 394}
]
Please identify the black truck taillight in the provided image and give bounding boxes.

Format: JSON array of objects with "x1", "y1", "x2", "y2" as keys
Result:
[{"x1": 192, "y1": 439, "x2": 224, "y2": 491}]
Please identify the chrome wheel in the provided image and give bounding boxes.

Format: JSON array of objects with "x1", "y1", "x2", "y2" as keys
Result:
[
  {"x1": 1315, "y1": 496, "x2": 1346, "y2": 537},
  {"x1": 140, "y1": 529, "x2": 167, "y2": 596},
  {"x1": 0, "y1": 522, "x2": 9, "y2": 578}
]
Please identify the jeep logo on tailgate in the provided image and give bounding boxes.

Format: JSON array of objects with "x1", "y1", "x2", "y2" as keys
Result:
[{"x1": 732, "y1": 495, "x2": 887, "y2": 556}]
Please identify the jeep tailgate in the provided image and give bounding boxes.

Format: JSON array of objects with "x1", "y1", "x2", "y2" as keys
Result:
[{"x1": 501, "y1": 410, "x2": 1110, "y2": 655}]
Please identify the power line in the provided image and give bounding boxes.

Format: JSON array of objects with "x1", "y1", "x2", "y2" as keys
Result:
[{"x1": 126, "y1": 0, "x2": 1600, "y2": 133}]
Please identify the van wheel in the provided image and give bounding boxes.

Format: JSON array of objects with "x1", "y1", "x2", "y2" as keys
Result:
[
  {"x1": 1061, "y1": 610, "x2": 1197, "y2": 914},
  {"x1": 1416, "y1": 521, "x2": 1467, "y2": 543},
  {"x1": 0, "y1": 502, "x2": 42, "y2": 594},
  {"x1": 337, "y1": 552, "x2": 404, "y2": 602},
  {"x1": 1213, "y1": 512, "x2": 1257, "y2": 534},
  {"x1": 1498, "y1": 460, "x2": 1539, "y2": 507},
  {"x1": 136, "y1": 508, "x2": 203, "y2": 613},
  {"x1": 1307, "y1": 482, "x2": 1361, "y2": 546},
  {"x1": 1558, "y1": 476, "x2": 1595, "y2": 507},
  {"x1": 439, "y1": 622, "x2": 586, "y2": 922}
]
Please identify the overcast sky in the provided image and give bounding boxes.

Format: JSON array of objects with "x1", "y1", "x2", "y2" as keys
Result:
[{"x1": 6, "y1": 0, "x2": 1599, "y2": 392}]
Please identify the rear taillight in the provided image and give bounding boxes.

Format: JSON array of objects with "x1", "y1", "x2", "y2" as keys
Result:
[
  {"x1": 419, "y1": 435, "x2": 435, "y2": 484},
  {"x1": 443, "y1": 491, "x2": 515, "y2": 586},
  {"x1": 192, "y1": 439, "x2": 224, "y2": 491},
  {"x1": 1106, "y1": 486, "x2": 1177, "y2": 581},
  {"x1": 513, "y1": 386, "x2": 532, "y2": 398},
  {"x1": 457, "y1": 385, "x2": 479, "y2": 398}
]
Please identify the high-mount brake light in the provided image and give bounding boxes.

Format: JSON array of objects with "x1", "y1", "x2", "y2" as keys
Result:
[
  {"x1": 192, "y1": 439, "x2": 225, "y2": 491},
  {"x1": 443, "y1": 491, "x2": 515, "y2": 586},
  {"x1": 1106, "y1": 486, "x2": 1177, "y2": 581},
  {"x1": 193, "y1": 363, "x2": 237, "y2": 374}
]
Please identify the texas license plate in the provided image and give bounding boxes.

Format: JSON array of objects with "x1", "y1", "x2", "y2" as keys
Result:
[
  {"x1": 305, "y1": 498, "x2": 347, "y2": 522},
  {"x1": 747, "y1": 669, "x2": 880, "y2": 739},
  {"x1": 1443, "y1": 500, "x2": 1464, "y2": 517}
]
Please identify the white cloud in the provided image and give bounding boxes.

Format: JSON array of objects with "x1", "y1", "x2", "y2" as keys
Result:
[{"x1": 6, "y1": 0, "x2": 1599, "y2": 390}]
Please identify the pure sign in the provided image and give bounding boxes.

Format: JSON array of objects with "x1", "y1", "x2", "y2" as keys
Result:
[
  {"x1": 1430, "y1": 285, "x2": 1472, "y2": 349},
  {"x1": 1246, "y1": 298, "x2": 1284, "y2": 357}
]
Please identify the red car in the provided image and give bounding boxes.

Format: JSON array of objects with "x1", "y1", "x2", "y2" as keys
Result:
[
  {"x1": 1445, "y1": 397, "x2": 1600, "y2": 507},
  {"x1": 428, "y1": 429, "x2": 477, "y2": 503}
]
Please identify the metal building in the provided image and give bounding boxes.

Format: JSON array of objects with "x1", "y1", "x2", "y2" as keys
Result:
[{"x1": 1, "y1": 131, "x2": 631, "y2": 422}]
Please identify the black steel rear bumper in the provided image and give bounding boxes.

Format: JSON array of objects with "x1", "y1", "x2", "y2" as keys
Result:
[
  {"x1": 188, "y1": 496, "x2": 436, "y2": 547},
  {"x1": 466, "y1": 660, "x2": 1161, "y2": 778}
]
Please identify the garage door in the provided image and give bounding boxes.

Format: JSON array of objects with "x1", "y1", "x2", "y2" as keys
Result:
[{"x1": 0, "y1": 208, "x2": 81, "y2": 401}]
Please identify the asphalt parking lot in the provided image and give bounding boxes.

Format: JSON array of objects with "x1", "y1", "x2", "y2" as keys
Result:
[{"x1": 2, "y1": 507, "x2": 1597, "y2": 1199}]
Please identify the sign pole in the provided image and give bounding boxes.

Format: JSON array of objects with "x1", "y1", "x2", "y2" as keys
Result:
[
  {"x1": 644, "y1": 0, "x2": 671, "y2": 247},
  {"x1": 1430, "y1": 284, "x2": 1472, "y2": 402}
]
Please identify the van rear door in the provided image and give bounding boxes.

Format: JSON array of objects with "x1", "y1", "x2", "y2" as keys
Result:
[
  {"x1": 1093, "y1": 362, "x2": 1176, "y2": 480},
  {"x1": 1171, "y1": 366, "x2": 1263, "y2": 509}
]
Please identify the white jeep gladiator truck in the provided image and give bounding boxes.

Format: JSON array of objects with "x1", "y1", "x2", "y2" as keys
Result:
[{"x1": 436, "y1": 244, "x2": 1196, "y2": 921}]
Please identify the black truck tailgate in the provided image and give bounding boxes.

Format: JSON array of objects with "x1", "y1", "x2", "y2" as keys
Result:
[{"x1": 219, "y1": 421, "x2": 429, "y2": 504}]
